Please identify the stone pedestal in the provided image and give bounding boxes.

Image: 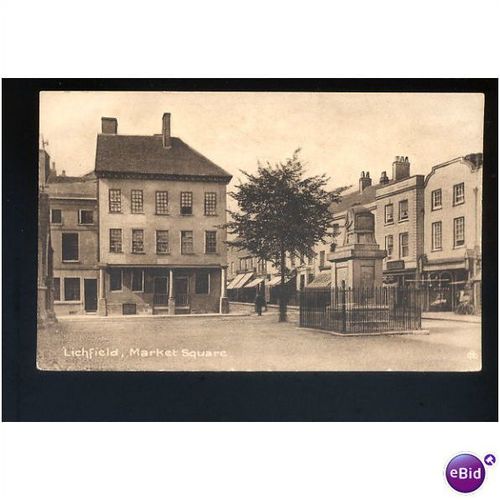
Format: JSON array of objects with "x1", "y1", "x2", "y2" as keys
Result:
[
  {"x1": 168, "y1": 297, "x2": 176, "y2": 315},
  {"x1": 220, "y1": 296, "x2": 229, "y2": 314},
  {"x1": 328, "y1": 206, "x2": 386, "y2": 289},
  {"x1": 329, "y1": 244, "x2": 386, "y2": 289}
]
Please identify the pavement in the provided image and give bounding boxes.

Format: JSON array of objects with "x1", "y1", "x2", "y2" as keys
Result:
[
  {"x1": 37, "y1": 305, "x2": 481, "y2": 372},
  {"x1": 421, "y1": 311, "x2": 481, "y2": 324}
]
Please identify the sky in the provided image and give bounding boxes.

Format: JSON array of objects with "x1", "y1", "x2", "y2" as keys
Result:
[{"x1": 40, "y1": 91, "x2": 484, "y2": 194}]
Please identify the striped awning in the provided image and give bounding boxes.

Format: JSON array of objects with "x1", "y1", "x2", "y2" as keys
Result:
[
  {"x1": 227, "y1": 272, "x2": 254, "y2": 289},
  {"x1": 267, "y1": 275, "x2": 293, "y2": 286},
  {"x1": 244, "y1": 277, "x2": 265, "y2": 288}
]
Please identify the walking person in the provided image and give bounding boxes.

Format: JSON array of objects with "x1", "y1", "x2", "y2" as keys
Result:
[{"x1": 255, "y1": 292, "x2": 266, "y2": 316}]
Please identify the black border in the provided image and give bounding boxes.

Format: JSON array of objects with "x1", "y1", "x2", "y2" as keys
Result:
[{"x1": 2, "y1": 79, "x2": 497, "y2": 421}]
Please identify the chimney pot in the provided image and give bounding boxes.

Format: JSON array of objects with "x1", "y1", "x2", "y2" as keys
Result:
[
  {"x1": 392, "y1": 155, "x2": 410, "y2": 181},
  {"x1": 379, "y1": 171, "x2": 389, "y2": 185},
  {"x1": 359, "y1": 170, "x2": 372, "y2": 192},
  {"x1": 101, "y1": 117, "x2": 118, "y2": 134},
  {"x1": 162, "y1": 113, "x2": 171, "y2": 148}
]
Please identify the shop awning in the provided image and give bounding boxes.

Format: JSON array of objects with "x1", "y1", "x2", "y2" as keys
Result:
[
  {"x1": 244, "y1": 277, "x2": 265, "y2": 288},
  {"x1": 227, "y1": 272, "x2": 254, "y2": 289},
  {"x1": 227, "y1": 275, "x2": 242, "y2": 290},
  {"x1": 267, "y1": 275, "x2": 293, "y2": 286},
  {"x1": 306, "y1": 271, "x2": 332, "y2": 288}
]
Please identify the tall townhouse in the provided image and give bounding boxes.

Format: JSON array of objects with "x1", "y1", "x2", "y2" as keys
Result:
[
  {"x1": 46, "y1": 171, "x2": 99, "y2": 316},
  {"x1": 95, "y1": 114, "x2": 232, "y2": 315},
  {"x1": 374, "y1": 156, "x2": 425, "y2": 287},
  {"x1": 422, "y1": 153, "x2": 482, "y2": 311}
]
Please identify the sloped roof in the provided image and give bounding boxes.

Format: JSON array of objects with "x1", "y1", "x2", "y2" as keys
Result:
[
  {"x1": 95, "y1": 134, "x2": 232, "y2": 181},
  {"x1": 46, "y1": 179, "x2": 97, "y2": 199},
  {"x1": 329, "y1": 183, "x2": 388, "y2": 215},
  {"x1": 47, "y1": 170, "x2": 96, "y2": 183}
]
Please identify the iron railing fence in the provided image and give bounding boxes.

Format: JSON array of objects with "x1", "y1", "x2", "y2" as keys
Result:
[{"x1": 299, "y1": 286, "x2": 423, "y2": 333}]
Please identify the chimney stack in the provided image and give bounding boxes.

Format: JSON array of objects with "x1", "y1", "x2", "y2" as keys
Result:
[
  {"x1": 101, "y1": 117, "x2": 118, "y2": 134},
  {"x1": 61, "y1": 170, "x2": 66, "y2": 177},
  {"x1": 359, "y1": 171, "x2": 372, "y2": 193},
  {"x1": 379, "y1": 170, "x2": 389, "y2": 185},
  {"x1": 162, "y1": 113, "x2": 171, "y2": 148},
  {"x1": 392, "y1": 155, "x2": 410, "y2": 181}
]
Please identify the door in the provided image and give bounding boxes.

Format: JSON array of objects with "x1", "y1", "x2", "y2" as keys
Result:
[
  {"x1": 84, "y1": 279, "x2": 97, "y2": 312},
  {"x1": 154, "y1": 277, "x2": 168, "y2": 306},
  {"x1": 175, "y1": 277, "x2": 189, "y2": 306}
]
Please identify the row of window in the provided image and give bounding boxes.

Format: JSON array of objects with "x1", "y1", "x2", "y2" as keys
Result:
[
  {"x1": 53, "y1": 270, "x2": 212, "y2": 300},
  {"x1": 107, "y1": 269, "x2": 211, "y2": 294},
  {"x1": 431, "y1": 183, "x2": 465, "y2": 210},
  {"x1": 59, "y1": 229, "x2": 218, "y2": 262},
  {"x1": 385, "y1": 232, "x2": 409, "y2": 260},
  {"x1": 384, "y1": 199, "x2": 409, "y2": 225},
  {"x1": 108, "y1": 189, "x2": 218, "y2": 216},
  {"x1": 109, "y1": 229, "x2": 218, "y2": 255},
  {"x1": 51, "y1": 209, "x2": 94, "y2": 225},
  {"x1": 431, "y1": 217, "x2": 465, "y2": 251}
]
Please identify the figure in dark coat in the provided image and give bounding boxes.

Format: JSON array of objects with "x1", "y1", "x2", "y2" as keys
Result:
[{"x1": 255, "y1": 293, "x2": 266, "y2": 316}]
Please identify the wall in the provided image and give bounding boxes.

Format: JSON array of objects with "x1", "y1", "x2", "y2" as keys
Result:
[{"x1": 98, "y1": 177, "x2": 227, "y2": 267}]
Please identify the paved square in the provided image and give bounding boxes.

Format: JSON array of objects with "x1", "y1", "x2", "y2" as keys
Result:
[{"x1": 37, "y1": 306, "x2": 481, "y2": 371}]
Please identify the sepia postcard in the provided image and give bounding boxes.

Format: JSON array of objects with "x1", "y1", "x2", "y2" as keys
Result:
[{"x1": 37, "y1": 91, "x2": 484, "y2": 372}]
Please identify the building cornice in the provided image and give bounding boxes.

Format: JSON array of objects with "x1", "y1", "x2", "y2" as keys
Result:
[{"x1": 96, "y1": 170, "x2": 232, "y2": 184}]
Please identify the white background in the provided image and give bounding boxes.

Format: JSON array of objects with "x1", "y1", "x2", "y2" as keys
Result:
[{"x1": 1, "y1": 1, "x2": 499, "y2": 498}]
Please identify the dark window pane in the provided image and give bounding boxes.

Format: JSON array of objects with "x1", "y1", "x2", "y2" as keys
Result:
[
  {"x1": 110, "y1": 269, "x2": 122, "y2": 291},
  {"x1": 195, "y1": 271, "x2": 209, "y2": 294},
  {"x1": 64, "y1": 277, "x2": 80, "y2": 301},
  {"x1": 62, "y1": 233, "x2": 79, "y2": 261},
  {"x1": 180, "y1": 192, "x2": 193, "y2": 215},
  {"x1": 205, "y1": 231, "x2": 217, "y2": 253},
  {"x1": 131, "y1": 270, "x2": 144, "y2": 292},
  {"x1": 51, "y1": 209, "x2": 62, "y2": 224},
  {"x1": 79, "y1": 210, "x2": 93, "y2": 224}
]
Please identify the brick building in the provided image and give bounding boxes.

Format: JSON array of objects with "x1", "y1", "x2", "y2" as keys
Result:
[
  {"x1": 46, "y1": 172, "x2": 99, "y2": 316},
  {"x1": 95, "y1": 114, "x2": 232, "y2": 315},
  {"x1": 421, "y1": 154, "x2": 483, "y2": 311}
]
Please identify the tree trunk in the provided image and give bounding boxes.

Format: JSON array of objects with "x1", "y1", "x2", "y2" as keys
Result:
[{"x1": 279, "y1": 245, "x2": 287, "y2": 322}]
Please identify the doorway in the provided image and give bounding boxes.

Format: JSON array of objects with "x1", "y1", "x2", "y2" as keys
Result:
[
  {"x1": 175, "y1": 276, "x2": 189, "y2": 306},
  {"x1": 84, "y1": 279, "x2": 97, "y2": 312},
  {"x1": 153, "y1": 276, "x2": 169, "y2": 306}
]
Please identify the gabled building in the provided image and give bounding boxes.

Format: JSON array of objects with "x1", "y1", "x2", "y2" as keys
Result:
[{"x1": 95, "y1": 114, "x2": 232, "y2": 315}]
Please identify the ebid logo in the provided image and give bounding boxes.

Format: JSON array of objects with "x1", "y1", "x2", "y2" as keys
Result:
[{"x1": 445, "y1": 453, "x2": 495, "y2": 493}]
